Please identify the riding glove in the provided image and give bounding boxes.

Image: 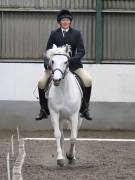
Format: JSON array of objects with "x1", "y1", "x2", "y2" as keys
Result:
[{"x1": 44, "y1": 56, "x2": 50, "y2": 70}]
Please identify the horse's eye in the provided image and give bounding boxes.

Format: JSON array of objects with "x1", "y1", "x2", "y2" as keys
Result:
[
  {"x1": 51, "y1": 60, "x2": 54, "y2": 65},
  {"x1": 64, "y1": 61, "x2": 68, "y2": 64}
]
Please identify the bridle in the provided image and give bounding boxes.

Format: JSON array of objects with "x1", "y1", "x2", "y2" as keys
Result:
[{"x1": 50, "y1": 53, "x2": 69, "y2": 79}]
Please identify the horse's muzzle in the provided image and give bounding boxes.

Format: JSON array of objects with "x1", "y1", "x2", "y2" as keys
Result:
[{"x1": 53, "y1": 79, "x2": 61, "y2": 86}]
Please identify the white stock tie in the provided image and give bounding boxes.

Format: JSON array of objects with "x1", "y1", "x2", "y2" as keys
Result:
[{"x1": 63, "y1": 30, "x2": 66, "y2": 37}]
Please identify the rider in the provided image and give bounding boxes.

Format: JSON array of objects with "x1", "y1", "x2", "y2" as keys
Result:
[{"x1": 35, "y1": 9, "x2": 92, "y2": 121}]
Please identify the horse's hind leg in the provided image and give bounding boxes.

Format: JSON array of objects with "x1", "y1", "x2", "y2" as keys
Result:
[
  {"x1": 66, "y1": 140, "x2": 76, "y2": 165},
  {"x1": 66, "y1": 113, "x2": 78, "y2": 164},
  {"x1": 50, "y1": 112, "x2": 64, "y2": 166}
]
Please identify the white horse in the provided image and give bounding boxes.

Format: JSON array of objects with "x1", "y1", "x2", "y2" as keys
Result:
[{"x1": 46, "y1": 44, "x2": 83, "y2": 166}]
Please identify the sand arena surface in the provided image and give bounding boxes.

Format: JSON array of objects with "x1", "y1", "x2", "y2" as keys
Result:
[{"x1": 1, "y1": 130, "x2": 135, "y2": 180}]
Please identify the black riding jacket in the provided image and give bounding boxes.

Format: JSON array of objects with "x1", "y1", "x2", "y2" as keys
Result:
[{"x1": 45, "y1": 27, "x2": 85, "y2": 72}]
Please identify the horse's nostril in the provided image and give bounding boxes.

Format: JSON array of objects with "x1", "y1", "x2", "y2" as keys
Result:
[
  {"x1": 53, "y1": 79, "x2": 61, "y2": 86},
  {"x1": 53, "y1": 78, "x2": 61, "y2": 82}
]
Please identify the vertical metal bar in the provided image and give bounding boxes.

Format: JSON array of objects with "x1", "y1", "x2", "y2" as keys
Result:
[
  {"x1": 1, "y1": 11, "x2": 3, "y2": 58},
  {"x1": 96, "y1": 0, "x2": 102, "y2": 64}
]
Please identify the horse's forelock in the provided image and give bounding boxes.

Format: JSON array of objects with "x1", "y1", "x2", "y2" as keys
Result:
[{"x1": 46, "y1": 45, "x2": 71, "y2": 59}]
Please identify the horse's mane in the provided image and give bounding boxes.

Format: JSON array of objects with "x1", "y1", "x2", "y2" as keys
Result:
[{"x1": 46, "y1": 44, "x2": 72, "y2": 59}]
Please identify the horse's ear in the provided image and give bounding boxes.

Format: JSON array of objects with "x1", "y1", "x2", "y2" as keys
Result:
[
  {"x1": 52, "y1": 44, "x2": 57, "y2": 49},
  {"x1": 65, "y1": 44, "x2": 72, "y2": 56}
]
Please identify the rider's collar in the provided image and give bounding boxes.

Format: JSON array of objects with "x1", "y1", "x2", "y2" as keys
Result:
[{"x1": 61, "y1": 28, "x2": 69, "y2": 33}]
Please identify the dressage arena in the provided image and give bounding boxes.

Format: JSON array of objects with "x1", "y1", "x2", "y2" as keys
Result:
[
  {"x1": 1, "y1": 1, "x2": 135, "y2": 179},
  {"x1": 1, "y1": 129, "x2": 135, "y2": 180}
]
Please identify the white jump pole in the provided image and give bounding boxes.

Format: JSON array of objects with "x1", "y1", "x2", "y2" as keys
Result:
[
  {"x1": 12, "y1": 138, "x2": 26, "y2": 180},
  {"x1": 7, "y1": 152, "x2": 11, "y2": 180},
  {"x1": 11, "y1": 135, "x2": 14, "y2": 157}
]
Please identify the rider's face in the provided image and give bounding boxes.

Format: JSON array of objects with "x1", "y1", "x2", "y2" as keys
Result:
[{"x1": 59, "y1": 18, "x2": 71, "y2": 29}]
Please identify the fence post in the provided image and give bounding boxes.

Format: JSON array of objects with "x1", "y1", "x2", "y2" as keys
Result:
[{"x1": 96, "y1": 0, "x2": 103, "y2": 64}]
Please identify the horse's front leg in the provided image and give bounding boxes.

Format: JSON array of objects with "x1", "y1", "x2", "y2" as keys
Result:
[
  {"x1": 59, "y1": 120, "x2": 64, "y2": 156},
  {"x1": 66, "y1": 113, "x2": 79, "y2": 164},
  {"x1": 50, "y1": 111, "x2": 64, "y2": 166}
]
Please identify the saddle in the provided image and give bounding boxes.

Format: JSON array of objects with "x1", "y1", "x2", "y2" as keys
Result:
[{"x1": 73, "y1": 73, "x2": 85, "y2": 100}]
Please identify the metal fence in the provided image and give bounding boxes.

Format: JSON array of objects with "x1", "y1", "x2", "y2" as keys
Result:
[{"x1": 0, "y1": 0, "x2": 135, "y2": 63}]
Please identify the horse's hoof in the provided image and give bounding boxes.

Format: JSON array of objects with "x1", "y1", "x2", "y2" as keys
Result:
[
  {"x1": 66, "y1": 153, "x2": 74, "y2": 160},
  {"x1": 57, "y1": 159, "x2": 64, "y2": 167},
  {"x1": 66, "y1": 153, "x2": 76, "y2": 165},
  {"x1": 68, "y1": 158, "x2": 76, "y2": 165}
]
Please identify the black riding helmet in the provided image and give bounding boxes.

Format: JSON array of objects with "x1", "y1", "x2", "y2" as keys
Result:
[{"x1": 57, "y1": 9, "x2": 73, "y2": 22}]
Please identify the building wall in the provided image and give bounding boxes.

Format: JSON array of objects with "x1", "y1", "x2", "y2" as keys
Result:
[
  {"x1": 0, "y1": 1, "x2": 135, "y2": 130},
  {"x1": 0, "y1": 0, "x2": 95, "y2": 9},
  {"x1": 0, "y1": 11, "x2": 95, "y2": 61},
  {"x1": 1, "y1": 0, "x2": 135, "y2": 63},
  {"x1": 0, "y1": 63, "x2": 135, "y2": 130},
  {"x1": 0, "y1": 63, "x2": 135, "y2": 102}
]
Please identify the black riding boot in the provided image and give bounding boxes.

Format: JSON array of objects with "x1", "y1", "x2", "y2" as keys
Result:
[
  {"x1": 80, "y1": 86, "x2": 92, "y2": 120},
  {"x1": 35, "y1": 88, "x2": 50, "y2": 120}
]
